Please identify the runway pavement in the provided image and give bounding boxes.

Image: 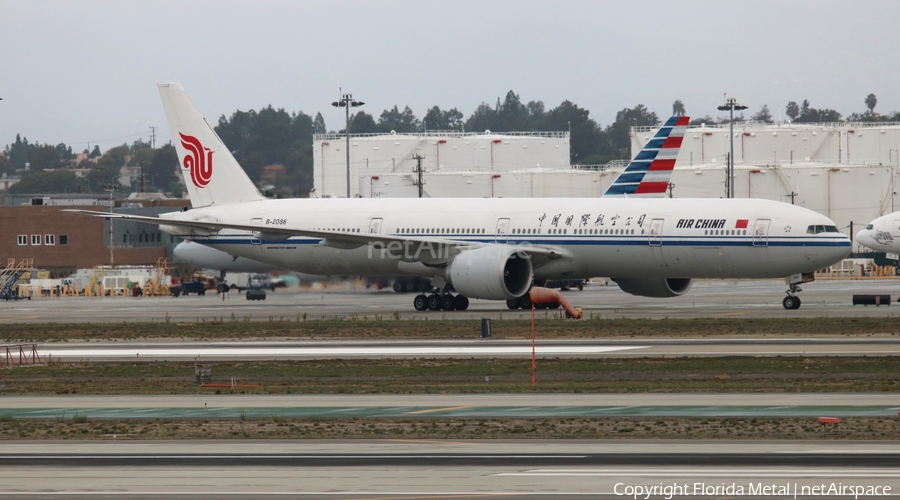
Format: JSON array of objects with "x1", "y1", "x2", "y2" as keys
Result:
[
  {"x1": 3, "y1": 278, "x2": 900, "y2": 323},
  {"x1": 0, "y1": 440, "x2": 898, "y2": 498}
]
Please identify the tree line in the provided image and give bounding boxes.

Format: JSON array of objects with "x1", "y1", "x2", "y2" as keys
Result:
[{"x1": 2, "y1": 91, "x2": 896, "y2": 197}]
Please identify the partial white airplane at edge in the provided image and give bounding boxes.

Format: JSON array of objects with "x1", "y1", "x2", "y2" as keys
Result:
[
  {"x1": 67, "y1": 83, "x2": 852, "y2": 311},
  {"x1": 857, "y1": 212, "x2": 900, "y2": 259}
]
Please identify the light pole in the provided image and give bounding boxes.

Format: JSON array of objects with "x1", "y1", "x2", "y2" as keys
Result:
[
  {"x1": 331, "y1": 93, "x2": 365, "y2": 198},
  {"x1": 101, "y1": 183, "x2": 119, "y2": 267},
  {"x1": 717, "y1": 97, "x2": 747, "y2": 198}
]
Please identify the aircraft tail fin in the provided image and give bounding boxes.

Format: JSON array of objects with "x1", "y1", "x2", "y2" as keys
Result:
[
  {"x1": 603, "y1": 115, "x2": 690, "y2": 197},
  {"x1": 158, "y1": 83, "x2": 264, "y2": 208}
]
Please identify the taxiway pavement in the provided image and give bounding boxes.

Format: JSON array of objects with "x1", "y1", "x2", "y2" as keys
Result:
[
  {"x1": 1, "y1": 440, "x2": 898, "y2": 498},
  {"x1": 3, "y1": 278, "x2": 900, "y2": 323}
]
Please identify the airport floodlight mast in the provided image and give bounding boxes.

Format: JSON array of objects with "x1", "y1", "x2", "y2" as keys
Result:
[
  {"x1": 717, "y1": 97, "x2": 747, "y2": 198},
  {"x1": 101, "y1": 183, "x2": 119, "y2": 266},
  {"x1": 331, "y1": 93, "x2": 365, "y2": 198}
]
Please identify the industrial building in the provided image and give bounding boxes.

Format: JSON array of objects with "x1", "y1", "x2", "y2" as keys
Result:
[{"x1": 0, "y1": 194, "x2": 185, "y2": 271}]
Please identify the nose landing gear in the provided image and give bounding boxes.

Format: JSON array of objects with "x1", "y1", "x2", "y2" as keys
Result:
[
  {"x1": 782, "y1": 290, "x2": 801, "y2": 310},
  {"x1": 782, "y1": 272, "x2": 813, "y2": 310}
]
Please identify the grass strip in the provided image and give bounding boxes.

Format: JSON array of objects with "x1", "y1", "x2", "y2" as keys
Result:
[
  {"x1": 2, "y1": 357, "x2": 897, "y2": 395},
  {"x1": 3, "y1": 316, "x2": 900, "y2": 343},
  {"x1": 0, "y1": 416, "x2": 894, "y2": 440}
]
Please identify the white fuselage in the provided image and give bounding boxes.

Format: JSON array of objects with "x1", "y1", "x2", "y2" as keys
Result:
[
  {"x1": 160, "y1": 197, "x2": 850, "y2": 280},
  {"x1": 857, "y1": 211, "x2": 900, "y2": 256}
]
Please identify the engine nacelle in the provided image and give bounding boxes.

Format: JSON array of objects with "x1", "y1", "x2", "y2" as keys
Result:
[
  {"x1": 446, "y1": 246, "x2": 533, "y2": 300},
  {"x1": 612, "y1": 278, "x2": 693, "y2": 298}
]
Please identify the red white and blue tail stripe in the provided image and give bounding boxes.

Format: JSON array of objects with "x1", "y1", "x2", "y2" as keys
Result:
[{"x1": 603, "y1": 115, "x2": 689, "y2": 197}]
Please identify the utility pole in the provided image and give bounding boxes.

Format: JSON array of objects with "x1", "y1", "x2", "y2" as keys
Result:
[
  {"x1": 149, "y1": 126, "x2": 157, "y2": 149},
  {"x1": 412, "y1": 154, "x2": 425, "y2": 198},
  {"x1": 140, "y1": 160, "x2": 145, "y2": 193},
  {"x1": 101, "y1": 183, "x2": 118, "y2": 267},
  {"x1": 667, "y1": 182, "x2": 675, "y2": 198}
]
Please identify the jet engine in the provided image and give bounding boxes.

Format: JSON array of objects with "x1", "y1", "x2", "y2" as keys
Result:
[
  {"x1": 612, "y1": 278, "x2": 693, "y2": 298},
  {"x1": 445, "y1": 246, "x2": 533, "y2": 300}
]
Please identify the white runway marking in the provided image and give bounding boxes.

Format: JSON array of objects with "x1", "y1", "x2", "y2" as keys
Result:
[{"x1": 41, "y1": 345, "x2": 649, "y2": 358}]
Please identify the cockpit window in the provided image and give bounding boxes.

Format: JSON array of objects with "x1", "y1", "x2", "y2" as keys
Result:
[
  {"x1": 866, "y1": 224, "x2": 873, "y2": 230},
  {"x1": 806, "y1": 225, "x2": 840, "y2": 234}
]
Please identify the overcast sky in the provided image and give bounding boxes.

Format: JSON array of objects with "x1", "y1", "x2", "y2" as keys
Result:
[{"x1": 2, "y1": 0, "x2": 898, "y2": 152}]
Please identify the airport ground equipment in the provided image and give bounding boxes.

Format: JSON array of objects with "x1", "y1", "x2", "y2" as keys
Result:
[
  {"x1": 1, "y1": 344, "x2": 43, "y2": 368},
  {"x1": 852, "y1": 294, "x2": 891, "y2": 306},
  {"x1": 0, "y1": 258, "x2": 33, "y2": 301}
]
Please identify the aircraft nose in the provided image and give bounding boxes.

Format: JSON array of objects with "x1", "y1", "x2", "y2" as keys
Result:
[{"x1": 855, "y1": 229, "x2": 873, "y2": 247}]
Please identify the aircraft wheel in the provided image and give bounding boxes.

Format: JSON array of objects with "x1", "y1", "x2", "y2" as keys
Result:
[
  {"x1": 441, "y1": 295, "x2": 456, "y2": 311},
  {"x1": 454, "y1": 295, "x2": 469, "y2": 311},
  {"x1": 413, "y1": 294, "x2": 428, "y2": 311},
  {"x1": 405, "y1": 282, "x2": 416, "y2": 293},
  {"x1": 427, "y1": 294, "x2": 442, "y2": 311},
  {"x1": 506, "y1": 299, "x2": 520, "y2": 309},
  {"x1": 393, "y1": 282, "x2": 403, "y2": 293},
  {"x1": 518, "y1": 294, "x2": 532, "y2": 309},
  {"x1": 216, "y1": 284, "x2": 228, "y2": 293},
  {"x1": 782, "y1": 296, "x2": 801, "y2": 310}
]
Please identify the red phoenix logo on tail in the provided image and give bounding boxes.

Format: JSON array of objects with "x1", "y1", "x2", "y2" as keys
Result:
[{"x1": 179, "y1": 133, "x2": 213, "y2": 188}]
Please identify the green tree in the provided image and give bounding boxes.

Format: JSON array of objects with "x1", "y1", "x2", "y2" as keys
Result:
[
  {"x1": 544, "y1": 100, "x2": 611, "y2": 165},
  {"x1": 313, "y1": 112, "x2": 326, "y2": 134},
  {"x1": 865, "y1": 93, "x2": 877, "y2": 114},
  {"x1": 672, "y1": 100, "x2": 686, "y2": 117},
  {"x1": 348, "y1": 111, "x2": 379, "y2": 134},
  {"x1": 55, "y1": 143, "x2": 75, "y2": 161},
  {"x1": 29, "y1": 144, "x2": 61, "y2": 171},
  {"x1": 794, "y1": 100, "x2": 841, "y2": 123},
  {"x1": 496, "y1": 90, "x2": 528, "y2": 131},
  {"x1": 423, "y1": 106, "x2": 464, "y2": 131},
  {"x1": 0, "y1": 154, "x2": 13, "y2": 176},
  {"x1": 145, "y1": 144, "x2": 179, "y2": 191},
  {"x1": 750, "y1": 104, "x2": 773, "y2": 124},
  {"x1": 8, "y1": 170, "x2": 85, "y2": 194},
  {"x1": 215, "y1": 105, "x2": 319, "y2": 196},
  {"x1": 378, "y1": 105, "x2": 420, "y2": 133},
  {"x1": 88, "y1": 145, "x2": 102, "y2": 158},
  {"x1": 606, "y1": 105, "x2": 659, "y2": 158},
  {"x1": 465, "y1": 102, "x2": 498, "y2": 133},
  {"x1": 785, "y1": 101, "x2": 800, "y2": 121},
  {"x1": 5, "y1": 134, "x2": 34, "y2": 169},
  {"x1": 690, "y1": 115, "x2": 715, "y2": 126}
]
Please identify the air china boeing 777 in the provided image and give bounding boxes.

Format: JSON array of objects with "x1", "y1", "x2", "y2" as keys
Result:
[{"x1": 68, "y1": 84, "x2": 851, "y2": 310}]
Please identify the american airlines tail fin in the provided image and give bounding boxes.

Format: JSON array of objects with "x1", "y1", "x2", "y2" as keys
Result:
[
  {"x1": 158, "y1": 83, "x2": 264, "y2": 208},
  {"x1": 603, "y1": 115, "x2": 690, "y2": 197}
]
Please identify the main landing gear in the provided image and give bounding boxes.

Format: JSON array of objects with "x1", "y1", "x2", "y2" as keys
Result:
[{"x1": 413, "y1": 290, "x2": 469, "y2": 311}]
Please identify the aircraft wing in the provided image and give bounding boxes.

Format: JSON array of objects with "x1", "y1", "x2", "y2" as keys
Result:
[{"x1": 62, "y1": 209, "x2": 564, "y2": 266}]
